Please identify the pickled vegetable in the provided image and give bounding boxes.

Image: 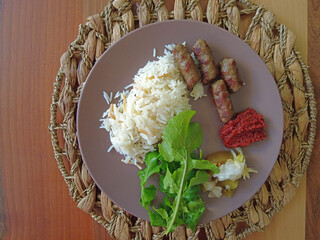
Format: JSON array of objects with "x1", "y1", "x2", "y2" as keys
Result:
[
  {"x1": 217, "y1": 179, "x2": 239, "y2": 197},
  {"x1": 203, "y1": 148, "x2": 257, "y2": 198},
  {"x1": 223, "y1": 189, "x2": 235, "y2": 198},
  {"x1": 217, "y1": 179, "x2": 239, "y2": 189},
  {"x1": 207, "y1": 151, "x2": 233, "y2": 166}
]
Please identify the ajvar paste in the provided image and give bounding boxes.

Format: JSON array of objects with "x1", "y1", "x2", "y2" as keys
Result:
[{"x1": 220, "y1": 108, "x2": 266, "y2": 148}]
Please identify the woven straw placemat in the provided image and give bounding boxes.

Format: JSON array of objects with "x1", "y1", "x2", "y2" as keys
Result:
[{"x1": 49, "y1": 0, "x2": 316, "y2": 239}]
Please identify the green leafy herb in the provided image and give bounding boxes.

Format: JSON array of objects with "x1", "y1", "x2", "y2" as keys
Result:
[{"x1": 138, "y1": 110, "x2": 220, "y2": 233}]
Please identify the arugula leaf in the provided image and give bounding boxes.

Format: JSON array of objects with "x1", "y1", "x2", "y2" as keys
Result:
[
  {"x1": 163, "y1": 166, "x2": 180, "y2": 194},
  {"x1": 188, "y1": 170, "x2": 210, "y2": 188},
  {"x1": 138, "y1": 151, "x2": 161, "y2": 186},
  {"x1": 160, "y1": 195, "x2": 174, "y2": 212},
  {"x1": 165, "y1": 150, "x2": 188, "y2": 233},
  {"x1": 148, "y1": 209, "x2": 166, "y2": 226},
  {"x1": 183, "y1": 196, "x2": 205, "y2": 230},
  {"x1": 183, "y1": 185, "x2": 201, "y2": 201},
  {"x1": 153, "y1": 207, "x2": 168, "y2": 220},
  {"x1": 186, "y1": 122, "x2": 203, "y2": 153},
  {"x1": 138, "y1": 110, "x2": 220, "y2": 234},
  {"x1": 158, "y1": 140, "x2": 174, "y2": 162},
  {"x1": 139, "y1": 185, "x2": 157, "y2": 208},
  {"x1": 190, "y1": 159, "x2": 220, "y2": 173},
  {"x1": 159, "y1": 110, "x2": 195, "y2": 161},
  {"x1": 138, "y1": 151, "x2": 162, "y2": 208}
]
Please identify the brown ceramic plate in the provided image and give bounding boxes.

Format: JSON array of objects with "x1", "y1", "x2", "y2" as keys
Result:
[{"x1": 77, "y1": 20, "x2": 283, "y2": 224}]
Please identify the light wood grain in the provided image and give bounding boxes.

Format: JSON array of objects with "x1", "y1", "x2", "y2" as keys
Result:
[
  {"x1": 0, "y1": 166, "x2": 6, "y2": 239},
  {"x1": 246, "y1": 1, "x2": 307, "y2": 239},
  {"x1": 246, "y1": 177, "x2": 306, "y2": 240},
  {"x1": 252, "y1": 0, "x2": 307, "y2": 60},
  {"x1": 307, "y1": 0, "x2": 320, "y2": 239},
  {"x1": 0, "y1": 0, "x2": 315, "y2": 239},
  {"x1": 0, "y1": 0, "x2": 94, "y2": 239}
]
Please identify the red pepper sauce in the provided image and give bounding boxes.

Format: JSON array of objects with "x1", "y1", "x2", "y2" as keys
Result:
[{"x1": 220, "y1": 108, "x2": 266, "y2": 148}]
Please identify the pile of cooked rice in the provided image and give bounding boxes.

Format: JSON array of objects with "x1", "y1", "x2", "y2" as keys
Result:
[{"x1": 100, "y1": 50, "x2": 193, "y2": 167}]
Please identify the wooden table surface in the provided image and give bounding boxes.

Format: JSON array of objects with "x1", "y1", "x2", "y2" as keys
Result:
[{"x1": 0, "y1": 0, "x2": 319, "y2": 239}]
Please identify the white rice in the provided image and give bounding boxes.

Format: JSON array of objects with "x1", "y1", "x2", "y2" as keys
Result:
[
  {"x1": 103, "y1": 91, "x2": 114, "y2": 104},
  {"x1": 165, "y1": 43, "x2": 176, "y2": 51},
  {"x1": 114, "y1": 91, "x2": 121, "y2": 99},
  {"x1": 124, "y1": 83, "x2": 133, "y2": 89},
  {"x1": 107, "y1": 145, "x2": 114, "y2": 152},
  {"x1": 100, "y1": 51, "x2": 191, "y2": 167},
  {"x1": 103, "y1": 91, "x2": 110, "y2": 104}
]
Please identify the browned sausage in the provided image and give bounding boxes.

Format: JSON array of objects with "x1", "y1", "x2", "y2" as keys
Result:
[
  {"x1": 192, "y1": 39, "x2": 219, "y2": 84},
  {"x1": 172, "y1": 44, "x2": 201, "y2": 90},
  {"x1": 211, "y1": 80, "x2": 234, "y2": 123},
  {"x1": 220, "y1": 58, "x2": 243, "y2": 92}
]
